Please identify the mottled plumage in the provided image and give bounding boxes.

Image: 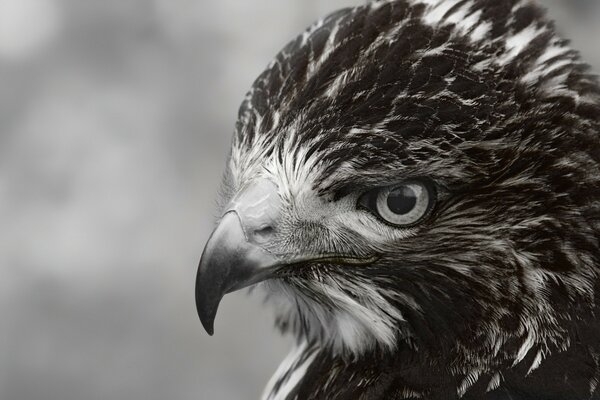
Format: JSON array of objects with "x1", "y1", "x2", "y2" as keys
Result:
[{"x1": 195, "y1": 0, "x2": 600, "y2": 399}]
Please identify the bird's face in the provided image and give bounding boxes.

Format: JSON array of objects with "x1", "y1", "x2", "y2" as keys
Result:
[
  {"x1": 196, "y1": 0, "x2": 600, "y2": 362},
  {"x1": 197, "y1": 138, "x2": 441, "y2": 354}
]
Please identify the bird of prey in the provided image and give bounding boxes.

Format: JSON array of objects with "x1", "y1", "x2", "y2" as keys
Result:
[{"x1": 195, "y1": 0, "x2": 600, "y2": 398}]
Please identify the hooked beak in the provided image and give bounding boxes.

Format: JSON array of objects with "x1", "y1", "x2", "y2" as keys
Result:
[
  {"x1": 196, "y1": 180, "x2": 283, "y2": 335},
  {"x1": 195, "y1": 211, "x2": 280, "y2": 335},
  {"x1": 195, "y1": 180, "x2": 379, "y2": 336}
]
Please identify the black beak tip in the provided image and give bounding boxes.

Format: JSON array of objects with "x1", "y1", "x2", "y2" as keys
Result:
[
  {"x1": 202, "y1": 321, "x2": 215, "y2": 336},
  {"x1": 195, "y1": 292, "x2": 219, "y2": 336},
  {"x1": 197, "y1": 307, "x2": 217, "y2": 336}
]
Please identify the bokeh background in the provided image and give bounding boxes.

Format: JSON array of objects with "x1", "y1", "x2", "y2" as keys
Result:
[{"x1": 1, "y1": 1, "x2": 598, "y2": 399}]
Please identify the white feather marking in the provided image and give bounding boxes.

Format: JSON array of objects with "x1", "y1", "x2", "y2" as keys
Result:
[
  {"x1": 262, "y1": 341, "x2": 318, "y2": 400},
  {"x1": 513, "y1": 330, "x2": 536, "y2": 366},
  {"x1": 455, "y1": 9, "x2": 483, "y2": 34},
  {"x1": 265, "y1": 270, "x2": 406, "y2": 357},
  {"x1": 540, "y1": 59, "x2": 572, "y2": 76},
  {"x1": 521, "y1": 59, "x2": 572, "y2": 85},
  {"x1": 498, "y1": 25, "x2": 546, "y2": 65},
  {"x1": 414, "y1": 0, "x2": 492, "y2": 44},
  {"x1": 527, "y1": 350, "x2": 544, "y2": 375},
  {"x1": 320, "y1": 277, "x2": 403, "y2": 353},
  {"x1": 302, "y1": 18, "x2": 324, "y2": 46},
  {"x1": 444, "y1": 3, "x2": 470, "y2": 25},
  {"x1": 369, "y1": 0, "x2": 387, "y2": 10},
  {"x1": 590, "y1": 352, "x2": 600, "y2": 396},
  {"x1": 423, "y1": 0, "x2": 462, "y2": 26},
  {"x1": 538, "y1": 43, "x2": 571, "y2": 64},
  {"x1": 306, "y1": 22, "x2": 341, "y2": 80},
  {"x1": 271, "y1": 111, "x2": 281, "y2": 129},
  {"x1": 486, "y1": 373, "x2": 502, "y2": 392},
  {"x1": 458, "y1": 369, "x2": 482, "y2": 397},
  {"x1": 325, "y1": 69, "x2": 352, "y2": 98},
  {"x1": 541, "y1": 73, "x2": 583, "y2": 102},
  {"x1": 592, "y1": 377, "x2": 599, "y2": 397},
  {"x1": 469, "y1": 20, "x2": 491, "y2": 42}
]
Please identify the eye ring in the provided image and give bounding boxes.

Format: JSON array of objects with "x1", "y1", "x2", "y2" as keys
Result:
[{"x1": 358, "y1": 180, "x2": 436, "y2": 227}]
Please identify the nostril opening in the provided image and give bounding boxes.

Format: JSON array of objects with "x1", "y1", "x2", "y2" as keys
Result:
[{"x1": 253, "y1": 225, "x2": 275, "y2": 240}]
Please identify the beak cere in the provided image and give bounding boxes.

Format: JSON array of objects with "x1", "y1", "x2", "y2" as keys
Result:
[
  {"x1": 195, "y1": 180, "x2": 281, "y2": 335},
  {"x1": 195, "y1": 211, "x2": 280, "y2": 335}
]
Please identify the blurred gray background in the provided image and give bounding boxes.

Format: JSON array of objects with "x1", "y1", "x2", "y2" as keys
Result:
[{"x1": 0, "y1": 1, "x2": 598, "y2": 399}]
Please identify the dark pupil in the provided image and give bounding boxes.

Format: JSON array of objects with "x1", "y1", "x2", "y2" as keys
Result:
[{"x1": 387, "y1": 186, "x2": 417, "y2": 215}]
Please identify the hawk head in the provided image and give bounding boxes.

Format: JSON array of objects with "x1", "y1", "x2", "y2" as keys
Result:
[{"x1": 196, "y1": 0, "x2": 600, "y2": 373}]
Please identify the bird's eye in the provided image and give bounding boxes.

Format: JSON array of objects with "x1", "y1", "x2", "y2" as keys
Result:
[{"x1": 358, "y1": 180, "x2": 436, "y2": 227}]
